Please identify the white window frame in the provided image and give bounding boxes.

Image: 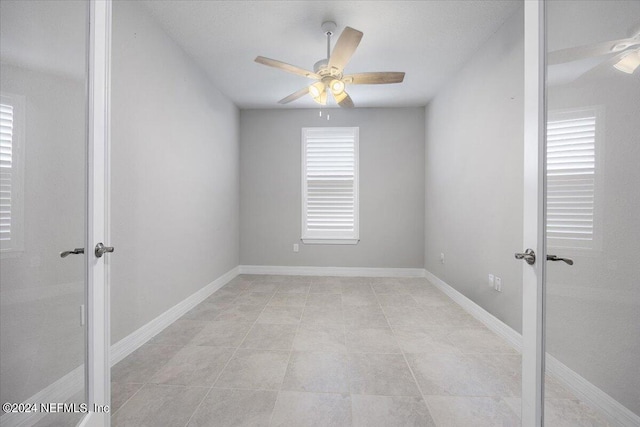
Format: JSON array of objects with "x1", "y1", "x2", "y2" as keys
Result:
[
  {"x1": 0, "y1": 92, "x2": 26, "y2": 257},
  {"x1": 301, "y1": 127, "x2": 359, "y2": 245},
  {"x1": 546, "y1": 106, "x2": 603, "y2": 253}
]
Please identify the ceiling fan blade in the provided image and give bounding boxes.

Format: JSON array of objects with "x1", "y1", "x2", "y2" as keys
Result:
[
  {"x1": 278, "y1": 86, "x2": 311, "y2": 104},
  {"x1": 548, "y1": 37, "x2": 639, "y2": 65},
  {"x1": 343, "y1": 72, "x2": 405, "y2": 84},
  {"x1": 336, "y1": 92, "x2": 354, "y2": 108},
  {"x1": 255, "y1": 56, "x2": 320, "y2": 79},
  {"x1": 328, "y1": 27, "x2": 363, "y2": 71}
]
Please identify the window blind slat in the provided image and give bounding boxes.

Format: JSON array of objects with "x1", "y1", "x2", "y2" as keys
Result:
[
  {"x1": 303, "y1": 128, "x2": 358, "y2": 240},
  {"x1": 546, "y1": 111, "x2": 596, "y2": 247}
]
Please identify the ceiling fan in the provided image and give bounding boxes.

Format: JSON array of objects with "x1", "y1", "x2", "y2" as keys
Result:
[
  {"x1": 254, "y1": 21, "x2": 405, "y2": 108},
  {"x1": 548, "y1": 26, "x2": 640, "y2": 75}
]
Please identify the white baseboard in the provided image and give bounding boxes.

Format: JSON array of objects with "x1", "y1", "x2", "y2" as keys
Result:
[
  {"x1": 110, "y1": 265, "x2": 239, "y2": 365},
  {"x1": 425, "y1": 269, "x2": 639, "y2": 427},
  {"x1": 239, "y1": 265, "x2": 426, "y2": 278},
  {"x1": 0, "y1": 366, "x2": 84, "y2": 427},
  {"x1": 424, "y1": 270, "x2": 522, "y2": 352}
]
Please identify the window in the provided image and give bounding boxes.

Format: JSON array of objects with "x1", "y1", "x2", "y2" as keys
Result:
[
  {"x1": 1, "y1": 93, "x2": 25, "y2": 255},
  {"x1": 302, "y1": 127, "x2": 359, "y2": 244},
  {"x1": 546, "y1": 108, "x2": 600, "y2": 250}
]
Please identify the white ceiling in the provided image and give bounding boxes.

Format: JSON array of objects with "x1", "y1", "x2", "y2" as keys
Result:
[{"x1": 141, "y1": 1, "x2": 522, "y2": 109}]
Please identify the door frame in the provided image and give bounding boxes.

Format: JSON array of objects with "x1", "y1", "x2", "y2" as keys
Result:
[
  {"x1": 522, "y1": 0, "x2": 546, "y2": 426},
  {"x1": 80, "y1": 1, "x2": 112, "y2": 426}
]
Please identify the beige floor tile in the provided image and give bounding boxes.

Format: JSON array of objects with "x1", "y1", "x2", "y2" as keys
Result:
[
  {"x1": 393, "y1": 325, "x2": 461, "y2": 354},
  {"x1": 189, "y1": 321, "x2": 253, "y2": 347},
  {"x1": 240, "y1": 324, "x2": 298, "y2": 351},
  {"x1": 377, "y1": 294, "x2": 419, "y2": 307},
  {"x1": 343, "y1": 305, "x2": 389, "y2": 328},
  {"x1": 233, "y1": 291, "x2": 274, "y2": 306},
  {"x1": 112, "y1": 384, "x2": 207, "y2": 427},
  {"x1": 277, "y1": 282, "x2": 311, "y2": 293},
  {"x1": 282, "y1": 351, "x2": 350, "y2": 393},
  {"x1": 352, "y1": 395, "x2": 436, "y2": 427},
  {"x1": 149, "y1": 346, "x2": 234, "y2": 386},
  {"x1": 214, "y1": 304, "x2": 265, "y2": 323},
  {"x1": 371, "y1": 281, "x2": 408, "y2": 294},
  {"x1": 424, "y1": 396, "x2": 520, "y2": 427},
  {"x1": 382, "y1": 306, "x2": 433, "y2": 327},
  {"x1": 181, "y1": 302, "x2": 228, "y2": 321},
  {"x1": 349, "y1": 353, "x2": 420, "y2": 396},
  {"x1": 111, "y1": 344, "x2": 182, "y2": 384},
  {"x1": 111, "y1": 382, "x2": 143, "y2": 414},
  {"x1": 544, "y1": 399, "x2": 611, "y2": 426},
  {"x1": 148, "y1": 319, "x2": 209, "y2": 346},
  {"x1": 257, "y1": 306, "x2": 304, "y2": 324},
  {"x1": 293, "y1": 324, "x2": 347, "y2": 352},
  {"x1": 214, "y1": 349, "x2": 290, "y2": 390},
  {"x1": 446, "y1": 327, "x2": 517, "y2": 354},
  {"x1": 268, "y1": 292, "x2": 308, "y2": 307},
  {"x1": 406, "y1": 353, "x2": 489, "y2": 396},
  {"x1": 301, "y1": 305, "x2": 344, "y2": 325},
  {"x1": 346, "y1": 328, "x2": 401, "y2": 354},
  {"x1": 187, "y1": 388, "x2": 277, "y2": 427},
  {"x1": 309, "y1": 281, "x2": 343, "y2": 293},
  {"x1": 341, "y1": 292, "x2": 378, "y2": 306},
  {"x1": 270, "y1": 391, "x2": 352, "y2": 427},
  {"x1": 305, "y1": 293, "x2": 342, "y2": 307}
]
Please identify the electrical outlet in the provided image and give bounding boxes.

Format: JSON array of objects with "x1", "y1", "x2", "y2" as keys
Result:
[
  {"x1": 293, "y1": 243, "x2": 299, "y2": 253},
  {"x1": 495, "y1": 277, "x2": 502, "y2": 292},
  {"x1": 488, "y1": 274, "x2": 495, "y2": 287},
  {"x1": 440, "y1": 253, "x2": 445, "y2": 264}
]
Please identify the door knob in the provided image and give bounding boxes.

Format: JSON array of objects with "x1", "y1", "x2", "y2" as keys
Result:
[
  {"x1": 94, "y1": 243, "x2": 114, "y2": 258},
  {"x1": 60, "y1": 248, "x2": 84, "y2": 258},
  {"x1": 515, "y1": 248, "x2": 536, "y2": 265},
  {"x1": 547, "y1": 254, "x2": 573, "y2": 265}
]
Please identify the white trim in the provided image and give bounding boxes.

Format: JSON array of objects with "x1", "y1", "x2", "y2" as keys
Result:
[
  {"x1": 522, "y1": 1, "x2": 546, "y2": 425},
  {"x1": 424, "y1": 270, "x2": 522, "y2": 351},
  {"x1": 301, "y1": 239, "x2": 359, "y2": 245},
  {"x1": 84, "y1": 1, "x2": 112, "y2": 426},
  {"x1": 425, "y1": 269, "x2": 640, "y2": 427},
  {"x1": 239, "y1": 265, "x2": 425, "y2": 278},
  {"x1": 545, "y1": 354, "x2": 640, "y2": 427},
  {"x1": 110, "y1": 266, "x2": 239, "y2": 365}
]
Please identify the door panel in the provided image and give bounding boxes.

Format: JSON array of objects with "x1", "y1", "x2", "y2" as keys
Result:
[
  {"x1": 545, "y1": 1, "x2": 640, "y2": 425},
  {"x1": 0, "y1": 1, "x2": 88, "y2": 426}
]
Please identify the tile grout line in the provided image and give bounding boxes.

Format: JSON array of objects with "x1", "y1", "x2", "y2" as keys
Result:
[
  {"x1": 112, "y1": 288, "x2": 246, "y2": 421},
  {"x1": 182, "y1": 277, "x2": 277, "y2": 427},
  {"x1": 266, "y1": 278, "x2": 311, "y2": 427},
  {"x1": 373, "y1": 279, "x2": 441, "y2": 426}
]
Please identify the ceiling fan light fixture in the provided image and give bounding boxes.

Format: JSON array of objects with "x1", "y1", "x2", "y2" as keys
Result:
[
  {"x1": 613, "y1": 49, "x2": 640, "y2": 74},
  {"x1": 309, "y1": 81, "x2": 326, "y2": 103},
  {"x1": 330, "y1": 79, "x2": 345, "y2": 95}
]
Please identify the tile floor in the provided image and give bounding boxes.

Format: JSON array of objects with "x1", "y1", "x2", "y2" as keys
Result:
[{"x1": 111, "y1": 275, "x2": 609, "y2": 427}]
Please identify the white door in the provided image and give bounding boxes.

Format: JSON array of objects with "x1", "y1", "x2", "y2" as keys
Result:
[
  {"x1": 520, "y1": 1, "x2": 546, "y2": 425},
  {"x1": 0, "y1": 1, "x2": 111, "y2": 426},
  {"x1": 522, "y1": 2, "x2": 640, "y2": 426}
]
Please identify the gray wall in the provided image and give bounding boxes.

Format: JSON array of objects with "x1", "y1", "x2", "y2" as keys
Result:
[
  {"x1": 240, "y1": 108, "x2": 425, "y2": 268},
  {"x1": 111, "y1": 1, "x2": 239, "y2": 343},
  {"x1": 424, "y1": 7, "x2": 524, "y2": 332}
]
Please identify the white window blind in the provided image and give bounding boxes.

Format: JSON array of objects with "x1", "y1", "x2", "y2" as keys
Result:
[
  {"x1": 302, "y1": 127, "x2": 359, "y2": 244},
  {"x1": 547, "y1": 110, "x2": 597, "y2": 249},
  {"x1": 0, "y1": 93, "x2": 24, "y2": 254},
  {"x1": 0, "y1": 102, "x2": 14, "y2": 247}
]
